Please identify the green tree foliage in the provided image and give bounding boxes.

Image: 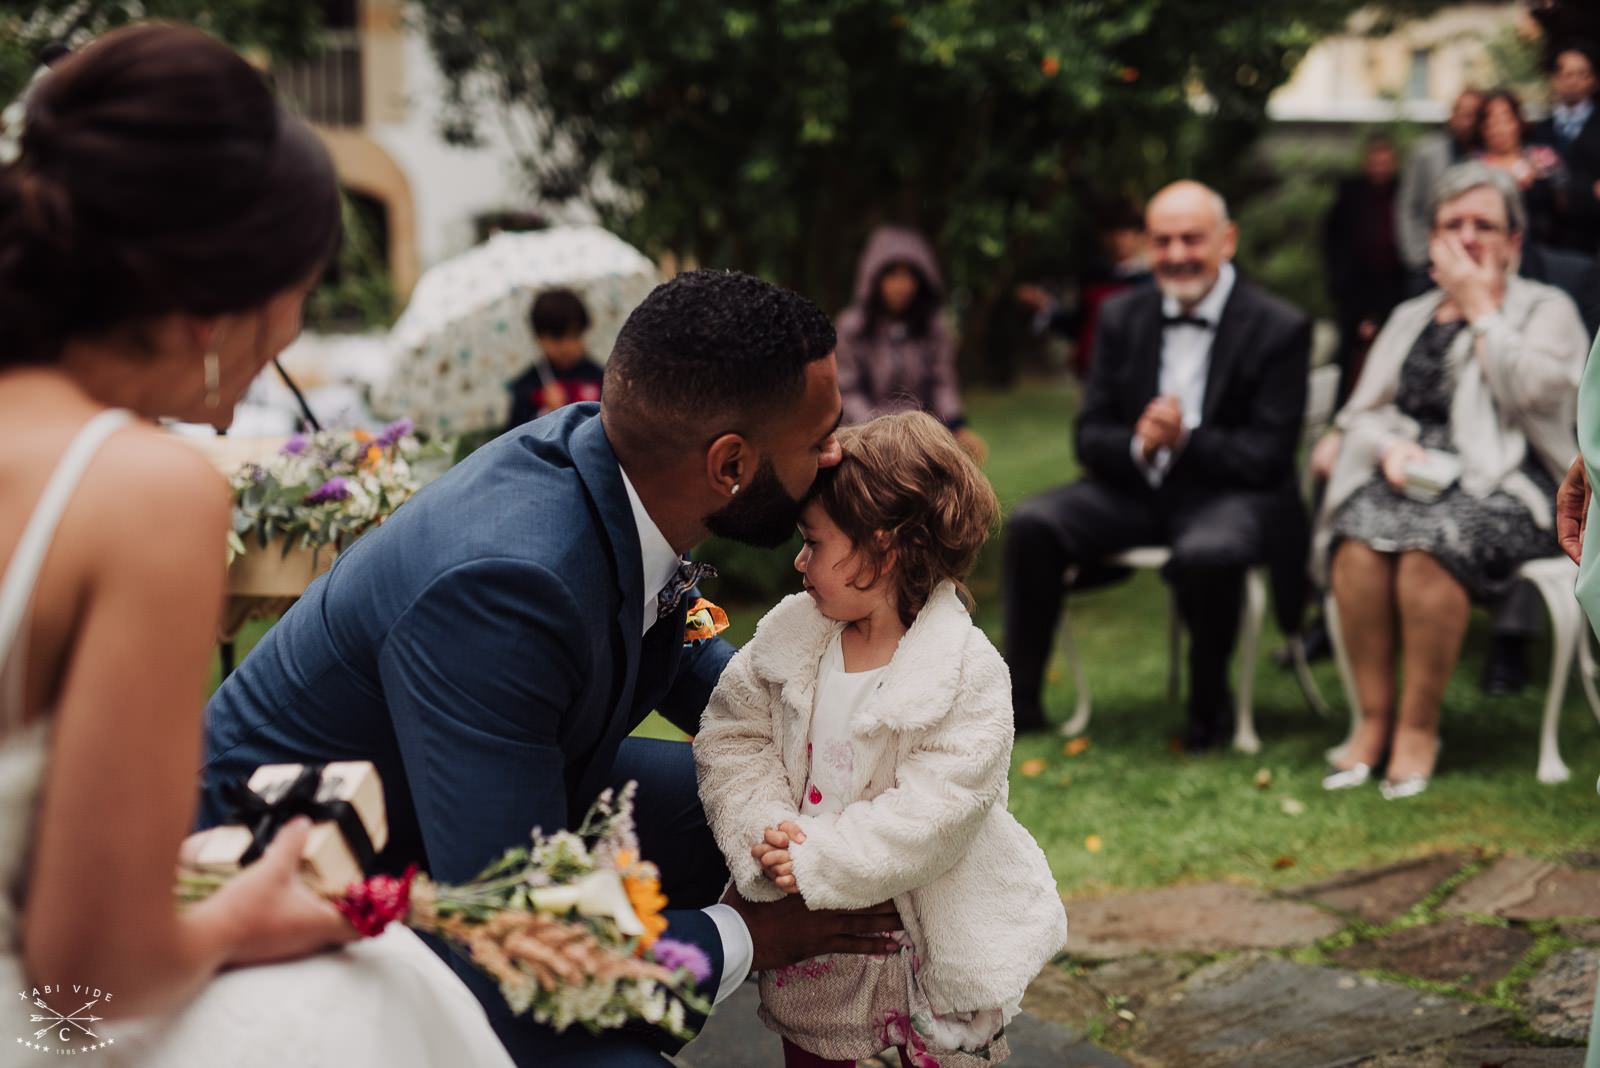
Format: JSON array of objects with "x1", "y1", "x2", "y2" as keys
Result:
[
  {"x1": 420, "y1": 0, "x2": 1448, "y2": 379},
  {"x1": 0, "y1": 1, "x2": 323, "y2": 102}
]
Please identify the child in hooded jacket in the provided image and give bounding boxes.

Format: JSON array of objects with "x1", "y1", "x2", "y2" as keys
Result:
[{"x1": 694, "y1": 411, "x2": 1068, "y2": 1068}]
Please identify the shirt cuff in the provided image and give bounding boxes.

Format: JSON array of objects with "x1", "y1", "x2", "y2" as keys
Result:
[
  {"x1": 704, "y1": 903, "x2": 754, "y2": 1004},
  {"x1": 1130, "y1": 435, "x2": 1170, "y2": 488}
]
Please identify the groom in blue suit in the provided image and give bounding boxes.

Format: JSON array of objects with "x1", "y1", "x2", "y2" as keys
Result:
[{"x1": 199, "y1": 271, "x2": 901, "y2": 1065}]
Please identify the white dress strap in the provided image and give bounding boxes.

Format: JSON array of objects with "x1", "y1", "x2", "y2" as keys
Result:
[{"x1": 0, "y1": 409, "x2": 134, "y2": 727}]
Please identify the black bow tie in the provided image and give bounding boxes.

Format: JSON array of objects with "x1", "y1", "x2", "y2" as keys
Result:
[
  {"x1": 1162, "y1": 313, "x2": 1213, "y2": 330},
  {"x1": 657, "y1": 559, "x2": 718, "y2": 621}
]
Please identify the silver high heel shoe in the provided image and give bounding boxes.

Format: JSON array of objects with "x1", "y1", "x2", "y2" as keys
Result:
[
  {"x1": 1322, "y1": 762, "x2": 1373, "y2": 791},
  {"x1": 1380, "y1": 775, "x2": 1429, "y2": 801}
]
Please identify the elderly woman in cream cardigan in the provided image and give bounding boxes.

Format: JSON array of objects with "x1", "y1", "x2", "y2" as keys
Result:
[{"x1": 1309, "y1": 162, "x2": 1589, "y2": 800}]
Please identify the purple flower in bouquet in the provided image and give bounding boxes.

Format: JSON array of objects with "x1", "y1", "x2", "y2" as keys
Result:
[
  {"x1": 375, "y1": 418, "x2": 414, "y2": 449},
  {"x1": 651, "y1": 939, "x2": 712, "y2": 984},
  {"x1": 303, "y1": 476, "x2": 351, "y2": 505},
  {"x1": 280, "y1": 434, "x2": 308, "y2": 455}
]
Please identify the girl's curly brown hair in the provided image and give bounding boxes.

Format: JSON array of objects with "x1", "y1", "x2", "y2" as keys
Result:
[{"x1": 810, "y1": 410, "x2": 999, "y2": 629}]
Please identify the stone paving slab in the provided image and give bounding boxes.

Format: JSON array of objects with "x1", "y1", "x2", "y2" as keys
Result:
[
  {"x1": 674, "y1": 981, "x2": 1122, "y2": 1068},
  {"x1": 1326, "y1": 916, "x2": 1533, "y2": 994},
  {"x1": 1439, "y1": 856, "x2": 1558, "y2": 917},
  {"x1": 1286, "y1": 854, "x2": 1467, "y2": 925},
  {"x1": 1131, "y1": 953, "x2": 1509, "y2": 1068},
  {"x1": 1501, "y1": 869, "x2": 1600, "y2": 922},
  {"x1": 1065, "y1": 882, "x2": 1344, "y2": 960},
  {"x1": 1087, "y1": 955, "x2": 1196, "y2": 1001},
  {"x1": 1525, "y1": 947, "x2": 1600, "y2": 1042},
  {"x1": 1348, "y1": 1027, "x2": 1586, "y2": 1066}
]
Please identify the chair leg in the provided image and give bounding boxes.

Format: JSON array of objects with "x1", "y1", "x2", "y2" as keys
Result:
[
  {"x1": 1290, "y1": 636, "x2": 1332, "y2": 718},
  {"x1": 1324, "y1": 594, "x2": 1364, "y2": 765},
  {"x1": 1232, "y1": 568, "x2": 1266, "y2": 754},
  {"x1": 1166, "y1": 586, "x2": 1182, "y2": 705},
  {"x1": 1522, "y1": 568, "x2": 1579, "y2": 784},
  {"x1": 1059, "y1": 617, "x2": 1092, "y2": 738}
]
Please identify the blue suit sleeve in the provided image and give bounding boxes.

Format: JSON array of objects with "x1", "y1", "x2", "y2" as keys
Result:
[{"x1": 379, "y1": 556, "x2": 585, "y2": 882}]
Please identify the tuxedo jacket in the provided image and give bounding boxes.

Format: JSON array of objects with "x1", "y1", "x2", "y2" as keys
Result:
[
  {"x1": 1076, "y1": 277, "x2": 1311, "y2": 497},
  {"x1": 1075, "y1": 278, "x2": 1312, "y2": 629},
  {"x1": 199, "y1": 403, "x2": 733, "y2": 1008},
  {"x1": 1530, "y1": 109, "x2": 1600, "y2": 254}
]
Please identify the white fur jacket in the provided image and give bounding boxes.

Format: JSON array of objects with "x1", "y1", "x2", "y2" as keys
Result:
[{"x1": 693, "y1": 582, "x2": 1069, "y2": 1015}]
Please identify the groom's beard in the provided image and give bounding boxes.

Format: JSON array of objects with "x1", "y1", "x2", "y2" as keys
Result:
[{"x1": 705, "y1": 458, "x2": 805, "y2": 548}]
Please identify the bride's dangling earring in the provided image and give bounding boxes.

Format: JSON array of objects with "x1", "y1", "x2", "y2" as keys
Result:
[{"x1": 204, "y1": 350, "x2": 221, "y2": 409}]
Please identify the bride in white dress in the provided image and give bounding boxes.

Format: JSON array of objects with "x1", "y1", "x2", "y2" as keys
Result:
[{"x1": 0, "y1": 23, "x2": 512, "y2": 1067}]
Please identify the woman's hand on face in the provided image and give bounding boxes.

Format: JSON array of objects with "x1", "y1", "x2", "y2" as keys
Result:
[
  {"x1": 1380, "y1": 439, "x2": 1427, "y2": 491},
  {"x1": 199, "y1": 817, "x2": 362, "y2": 967},
  {"x1": 1428, "y1": 232, "x2": 1500, "y2": 322}
]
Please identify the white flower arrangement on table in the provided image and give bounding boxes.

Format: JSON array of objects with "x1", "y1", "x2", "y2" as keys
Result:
[{"x1": 226, "y1": 419, "x2": 454, "y2": 564}]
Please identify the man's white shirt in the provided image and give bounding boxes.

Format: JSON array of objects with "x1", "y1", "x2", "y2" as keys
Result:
[
  {"x1": 1131, "y1": 261, "x2": 1237, "y2": 487},
  {"x1": 620, "y1": 465, "x2": 754, "y2": 1003}
]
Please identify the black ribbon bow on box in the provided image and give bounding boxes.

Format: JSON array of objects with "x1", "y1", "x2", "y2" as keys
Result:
[{"x1": 219, "y1": 764, "x2": 378, "y2": 872}]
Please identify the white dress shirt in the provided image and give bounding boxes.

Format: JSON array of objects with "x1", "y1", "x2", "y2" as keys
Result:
[
  {"x1": 1132, "y1": 261, "x2": 1237, "y2": 486},
  {"x1": 1553, "y1": 98, "x2": 1594, "y2": 144},
  {"x1": 618, "y1": 465, "x2": 755, "y2": 1003}
]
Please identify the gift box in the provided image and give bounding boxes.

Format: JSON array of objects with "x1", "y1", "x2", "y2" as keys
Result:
[
  {"x1": 1400, "y1": 448, "x2": 1463, "y2": 503},
  {"x1": 182, "y1": 761, "x2": 387, "y2": 896}
]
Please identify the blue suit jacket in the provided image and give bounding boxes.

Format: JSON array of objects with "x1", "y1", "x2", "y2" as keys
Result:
[{"x1": 200, "y1": 404, "x2": 734, "y2": 1057}]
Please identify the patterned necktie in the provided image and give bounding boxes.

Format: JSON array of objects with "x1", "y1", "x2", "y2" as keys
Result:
[{"x1": 656, "y1": 560, "x2": 718, "y2": 620}]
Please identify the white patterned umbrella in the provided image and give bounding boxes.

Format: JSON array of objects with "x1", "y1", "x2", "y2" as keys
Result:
[{"x1": 371, "y1": 226, "x2": 660, "y2": 436}]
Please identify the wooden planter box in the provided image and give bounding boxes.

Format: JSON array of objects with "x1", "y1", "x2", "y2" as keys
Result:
[{"x1": 227, "y1": 538, "x2": 336, "y2": 598}]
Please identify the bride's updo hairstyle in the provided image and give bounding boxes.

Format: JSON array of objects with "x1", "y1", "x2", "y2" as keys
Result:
[{"x1": 0, "y1": 22, "x2": 341, "y2": 368}]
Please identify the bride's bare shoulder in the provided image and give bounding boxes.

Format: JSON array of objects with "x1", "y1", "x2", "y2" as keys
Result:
[{"x1": 77, "y1": 426, "x2": 228, "y2": 529}]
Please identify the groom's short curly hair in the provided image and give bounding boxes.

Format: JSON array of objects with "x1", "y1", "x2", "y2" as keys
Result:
[{"x1": 602, "y1": 270, "x2": 836, "y2": 466}]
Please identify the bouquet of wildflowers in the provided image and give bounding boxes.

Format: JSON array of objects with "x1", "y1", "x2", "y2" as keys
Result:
[
  {"x1": 179, "y1": 783, "x2": 712, "y2": 1038},
  {"x1": 226, "y1": 418, "x2": 454, "y2": 564}
]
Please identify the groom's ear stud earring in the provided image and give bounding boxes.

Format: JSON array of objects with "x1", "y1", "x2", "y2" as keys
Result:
[{"x1": 731, "y1": 484, "x2": 741, "y2": 495}]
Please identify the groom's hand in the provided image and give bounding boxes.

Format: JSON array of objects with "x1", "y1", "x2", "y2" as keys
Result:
[{"x1": 722, "y1": 886, "x2": 901, "y2": 971}]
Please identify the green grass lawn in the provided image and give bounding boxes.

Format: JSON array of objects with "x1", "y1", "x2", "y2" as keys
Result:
[{"x1": 215, "y1": 380, "x2": 1600, "y2": 899}]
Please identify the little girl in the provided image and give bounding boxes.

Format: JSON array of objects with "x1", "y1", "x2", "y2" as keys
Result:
[{"x1": 694, "y1": 410, "x2": 1069, "y2": 1068}]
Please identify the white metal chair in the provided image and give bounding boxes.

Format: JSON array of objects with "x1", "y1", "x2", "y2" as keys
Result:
[
  {"x1": 1057, "y1": 553, "x2": 1272, "y2": 751},
  {"x1": 1324, "y1": 554, "x2": 1600, "y2": 783},
  {"x1": 1055, "y1": 364, "x2": 1342, "y2": 753}
]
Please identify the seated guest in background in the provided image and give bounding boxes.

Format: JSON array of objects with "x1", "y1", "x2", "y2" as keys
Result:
[
  {"x1": 1313, "y1": 163, "x2": 1588, "y2": 800},
  {"x1": 836, "y1": 224, "x2": 986, "y2": 462},
  {"x1": 1398, "y1": 88, "x2": 1484, "y2": 293},
  {"x1": 1528, "y1": 43, "x2": 1600, "y2": 255},
  {"x1": 1324, "y1": 133, "x2": 1407, "y2": 405},
  {"x1": 1003, "y1": 180, "x2": 1311, "y2": 751},
  {"x1": 506, "y1": 287, "x2": 604, "y2": 428}
]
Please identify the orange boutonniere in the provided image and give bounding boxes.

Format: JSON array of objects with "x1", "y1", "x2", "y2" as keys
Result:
[{"x1": 683, "y1": 598, "x2": 729, "y2": 644}]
